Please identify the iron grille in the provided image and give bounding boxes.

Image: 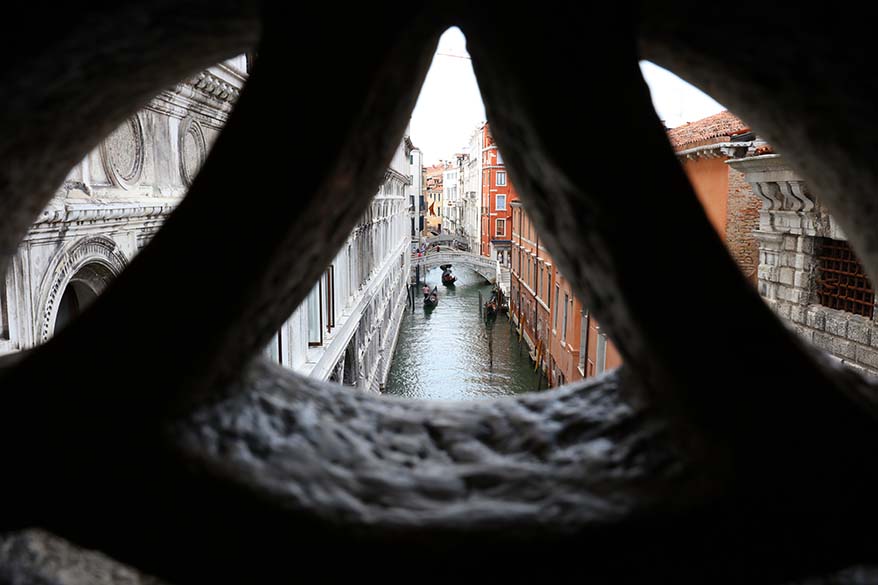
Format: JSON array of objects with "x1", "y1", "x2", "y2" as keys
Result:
[{"x1": 816, "y1": 237, "x2": 875, "y2": 318}]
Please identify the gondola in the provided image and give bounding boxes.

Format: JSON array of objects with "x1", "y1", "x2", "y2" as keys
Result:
[
  {"x1": 484, "y1": 292, "x2": 498, "y2": 319},
  {"x1": 424, "y1": 286, "x2": 439, "y2": 309},
  {"x1": 440, "y1": 263, "x2": 457, "y2": 286}
]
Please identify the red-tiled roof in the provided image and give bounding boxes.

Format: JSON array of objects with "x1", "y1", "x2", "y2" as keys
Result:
[{"x1": 667, "y1": 111, "x2": 750, "y2": 150}]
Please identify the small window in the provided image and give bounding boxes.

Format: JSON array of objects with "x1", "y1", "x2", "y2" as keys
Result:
[
  {"x1": 496, "y1": 194, "x2": 506, "y2": 210},
  {"x1": 553, "y1": 285, "x2": 560, "y2": 330},
  {"x1": 562, "y1": 293, "x2": 569, "y2": 344},
  {"x1": 596, "y1": 332, "x2": 607, "y2": 375},
  {"x1": 537, "y1": 264, "x2": 542, "y2": 300},
  {"x1": 324, "y1": 266, "x2": 335, "y2": 332},
  {"x1": 578, "y1": 310, "x2": 588, "y2": 374},
  {"x1": 496, "y1": 171, "x2": 507, "y2": 186},
  {"x1": 816, "y1": 237, "x2": 875, "y2": 317},
  {"x1": 496, "y1": 218, "x2": 506, "y2": 237},
  {"x1": 307, "y1": 282, "x2": 323, "y2": 346}
]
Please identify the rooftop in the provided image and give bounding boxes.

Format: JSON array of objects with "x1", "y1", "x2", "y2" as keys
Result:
[{"x1": 667, "y1": 111, "x2": 750, "y2": 150}]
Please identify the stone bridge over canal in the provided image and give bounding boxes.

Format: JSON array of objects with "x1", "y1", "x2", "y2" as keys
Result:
[{"x1": 411, "y1": 250, "x2": 510, "y2": 297}]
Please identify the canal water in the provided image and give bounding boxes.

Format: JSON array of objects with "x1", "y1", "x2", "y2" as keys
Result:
[{"x1": 384, "y1": 267, "x2": 540, "y2": 400}]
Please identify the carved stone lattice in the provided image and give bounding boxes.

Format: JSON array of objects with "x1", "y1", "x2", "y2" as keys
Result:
[{"x1": 3, "y1": 3, "x2": 878, "y2": 585}]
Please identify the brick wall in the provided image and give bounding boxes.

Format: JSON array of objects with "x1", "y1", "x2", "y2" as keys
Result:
[{"x1": 725, "y1": 168, "x2": 762, "y2": 283}]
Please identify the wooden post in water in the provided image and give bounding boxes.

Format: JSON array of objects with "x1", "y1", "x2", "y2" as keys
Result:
[
  {"x1": 487, "y1": 322, "x2": 494, "y2": 370},
  {"x1": 478, "y1": 291, "x2": 483, "y2": 319}
]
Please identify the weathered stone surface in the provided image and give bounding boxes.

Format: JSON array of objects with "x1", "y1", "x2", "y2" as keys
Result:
[
  {"x1": 777, "y1": 302, "x2": 793, "y2": 319},
  {"x1": 826, "y1": 313, "x2": 849, "y2": 338},
  {"x1": 0, "y1": 530, "x2": 164, "y2": 585},
  {"x1": 813, "y1": 332, "x2": 834, "y2": 352},
  {"x1": 856, "y1": 346, "x2": 878, "y2": 370},
  {"x1": 831, "y1": 337, "x2": 857, "y2": 361},
  {"x1": 793, "y1": 324, "x2": 814, "y2": 344},
  {"x1": 807, "y1": 308, "x2": 827, "y2": 331},
  {"x1": 793, "y1": 270, "x2": 809, "y2": 288},
  {"x1": 847, "y1": 319, "x2": 872, "y2": 346}
]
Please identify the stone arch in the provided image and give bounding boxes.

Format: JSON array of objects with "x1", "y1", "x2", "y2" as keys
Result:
[{"x1": 36, "y1": 235, "x2": 128, "y2": 342}]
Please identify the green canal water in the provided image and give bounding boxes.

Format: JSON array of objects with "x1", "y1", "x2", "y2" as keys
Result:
[{"x1": 384, "y1": 267, "x2": 541, "y2": 400}]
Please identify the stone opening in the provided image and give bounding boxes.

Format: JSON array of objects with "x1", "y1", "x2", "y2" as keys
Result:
[{"x1": 53, "y1": 263, "x2": 114, "y2": 335}]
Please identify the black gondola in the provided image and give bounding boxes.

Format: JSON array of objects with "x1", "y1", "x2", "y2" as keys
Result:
[
  {"x1": 424, "y1": 286, "x2": 439, "y2": 308},
  {"x1": 484, "y1": 290, "x2": 498, "y2": 318},
  {"x1": 440, "y1": 263, "x2": 457, "y2": 286}
]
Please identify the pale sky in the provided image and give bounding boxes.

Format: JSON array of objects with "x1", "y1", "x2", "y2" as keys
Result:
[{"x1": 410, "y1": 27, "x2": 725, "y2": 165}]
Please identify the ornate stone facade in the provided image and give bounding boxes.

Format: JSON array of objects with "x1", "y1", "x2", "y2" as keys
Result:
[
  {"x1": 0, "y1": 57, "x2": 248, "y2": 355},
  {"x1": 729, "y1": 153, "x2": 878, "y2": 375}
]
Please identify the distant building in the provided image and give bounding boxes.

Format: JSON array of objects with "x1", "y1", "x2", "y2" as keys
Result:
[
  {"x1": 424, "y1": 163, "x2": 445, "y2": 234},
  {"x1": 442, "y1": 154, "x2": 467, "y2": 238},
  {"x1": 462, "y1": 124, "x2": 483, "y2": 253},
  {"x1": 480, "y1": 123, "x2": 516, "y2": 264},
  {"x1": 409, "y1": 145, "x2": 424, "y2": 243}
]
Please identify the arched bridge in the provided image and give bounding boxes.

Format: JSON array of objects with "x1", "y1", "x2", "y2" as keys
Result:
[
  {"x1": 424, "y1": 233, "x2": 471, "y2": 250},
  {"x1": 411, "y1": 251, "x2": 509, "y2": 294}
]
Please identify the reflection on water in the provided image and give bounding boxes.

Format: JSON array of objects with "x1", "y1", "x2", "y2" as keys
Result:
[{"x1": 384, "y1": 267, "x2": 539, "y2": 400}]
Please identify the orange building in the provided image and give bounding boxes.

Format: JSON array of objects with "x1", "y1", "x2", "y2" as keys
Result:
[
  {"x1": 480, "y1": 123, "x2": 518, "y2": 264},
  {"x1": 424, "y1": 163, "x2": 445, "y2": 234},
  {"x1": 668, "y1": 111, "x2": 761, "y2": 283},
  {"x1": 509, "y1": 200, "x2": 622, "y2": 386}
]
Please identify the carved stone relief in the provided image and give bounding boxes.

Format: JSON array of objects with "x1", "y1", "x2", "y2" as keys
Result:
[
  {"x1": 37, "y1": 236, "x2": 128, "y2": 342},
  {"x1": 178, "y1": 116, "x2": 206, "y2": 187},
  {"x1": 100, "y1": 114, "x2": 145, "y2": 190}
]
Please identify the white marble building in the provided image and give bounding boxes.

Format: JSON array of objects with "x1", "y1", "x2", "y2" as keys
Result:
[
  {"x1": 409, "y1": 146, "x2": 424, "y2": 243},
  {"x1": 462, "y1": 124, "x2": 483, "y2": 253},
  {"x1": 265, "y1": 136, "x2": 412, "y2": 392},
  {"x1": 442, "y1": 162, "x2": 462, "y2": 236},
  {"x1": 0, "y1": 57, "x2": 248, "y2": 355}
]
